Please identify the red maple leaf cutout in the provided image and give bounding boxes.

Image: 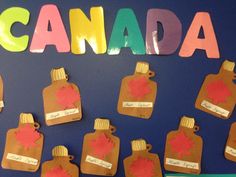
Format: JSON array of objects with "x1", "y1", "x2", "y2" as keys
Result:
[
  {"x1": 128, "y1": 76, "x2": 151, "y2": 99},
  {"x1": 89, "y1": 133, "x2": 115, "y2": 159},
  {"x1": 169, "y1": 130, "x2": 194, "y2": 158},
  {"x1": 15, "y1": 124, "x2": 41, "y2": 149},
  {"x1": 206, "y1": 80, "x2": 231, "y2": 104},
  {"x1": 129, "y1": 157, "x2": 155, "y2": 177},
  {"x1": 56, "y1": 85, "x2": 80, "y2": 109},
  {"x1": 45, "y1": 166, "x2": 71, "y2": 177}
]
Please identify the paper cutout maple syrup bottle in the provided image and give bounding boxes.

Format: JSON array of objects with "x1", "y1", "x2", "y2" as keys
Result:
[
  {"x1": 117, "y1": 62, "x2": 157, "y2": 119},
  {"x1": 124, "y1": 139, "x2": 163, "y2": 177},
  {"x1": 225, "y1": 122, "x2": 236, "y2": 162},
  {"x1": 0, "y1": 75, "x2": 4, "y2": 112},
  {"x1": 41, "y1": 145, "x2": 79, "y2": 177},
  {"x1": 43, "y1": 67, "x2": 82, "y2": 126},
  {"x1": 195, "y1": 60, "x2": 236, "y2": 119},
  {"x1": 1, "y1": 113, "x2": 44, "y2": 172},
  {"x1": 164, "y1": 116, "x2": 203, "y2": 174},
  {"x1": 81, "y1": 118, "x2": 120, "y2": 176}
]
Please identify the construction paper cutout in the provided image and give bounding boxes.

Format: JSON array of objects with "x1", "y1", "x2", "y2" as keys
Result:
[
  {"x1": 165, "y1": 174, "x2": 236, "y2": 177},
  {"x1": 108, "y1": 8, "x2": 145, "y2": 55},
  {"x1": 129, "y1": 157, "x2": 155, "y2": 177},
  {"x1": 179, "y1": 12, "x2": 220, "y2": 59},
  {"x1": 225, "y1": 122, "x2": 236, "y2": 162},
  {"x1": 41, "y1": 146, "x2": 79, "y2": 177},
  {"x1": 206, "y1": 80, "x2": 231, "y2": 104},
  {"x1": 0, "y1": 7, "x2": 30, "y2": 52},
  {"x1": 128, "y1": 76, "x2": 151, "y2": 99},
  {"x1": 30, "y1": 4, "x2": 70, "y2": 53},
  {"x1": 45, "y1": 166, "x2": 71, "y2": 177},
  {"x1": 146, "y1": 9, "x2": 182, "y2": 55},
  {"x1": 89, "y1": 133, "x2": 115, "y2": 159},
  {"x1": 81, "y1": 119, "x2": 120, "y2": 176},
  {"x1": 56, "y1": 85, "x2": 80, "y2": 109},
  {"x1": 70, "y1": 7, "x2": 107, "y2": 54},
  {"x1": 117, "y1": 62, "x2": 157, "y2": 119},
  {"x1": 164, "y1": 117, "x2": 203, "y2": 174},
  {"x1": 15, "y1": 124, "x2": 41, "y2": 149},
  {"x1": 195, "y1": 60, "x2": 236, "y2": 119},
  {"x1": 169, "y1": 130, "x2": 194, "y2": 158}
]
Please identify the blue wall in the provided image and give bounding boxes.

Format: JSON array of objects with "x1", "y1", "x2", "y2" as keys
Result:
[{"x1": 0, "y1": 0, "x2": 236, "y2": 176}]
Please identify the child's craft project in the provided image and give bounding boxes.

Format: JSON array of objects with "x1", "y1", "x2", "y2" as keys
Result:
[
  {"x1": 195, "y1": 60, "x2": 236, "y2": 119},
  {"x1": 164, "y1": 116, "x2": 203, "y2": 174},
  {"x1": 43, "y1": 67, "x2": 82, "y2": 126},
  {"x1": 117, "y1": 62, "x2": 157, "y2": 119},
  {"x1": 123, "y1": 139, "x2": 163, "y2": 177},
  {"x1": 225, "y1": 122, "x2": 236, "y2": 162},
  {"x1": 41, "y1": 145, "x2": 79, "y2": 177},
  {"x1": 1, "y1": 113, "x2": 44, "y2": 172},
  {"x1": 80, "y1": 118, "x2": 120, "y2": 176}
]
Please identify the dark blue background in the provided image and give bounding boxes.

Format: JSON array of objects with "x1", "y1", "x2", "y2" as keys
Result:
[{"x1": 0, "y1": 0, "x2": 235, "y2": 176}]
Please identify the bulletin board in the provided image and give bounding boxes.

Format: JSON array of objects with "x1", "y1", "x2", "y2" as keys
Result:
[{"x1": 0, "y1": 0, "x2": 236, "y2": 177}]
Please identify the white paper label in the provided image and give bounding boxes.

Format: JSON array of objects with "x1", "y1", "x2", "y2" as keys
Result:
[
  {"x1": 201, "y1": 100, "x2": 230, "y2": 117},
  {"x1": 225, "y1": 146, "x2": 236, "y2": 157},
  {"x1": 46, "y1": 108, "x2": 79, "y2": 120},
  {"x1": 86, "y1": 155, "x2": 112, "y2": 169},
  {"x1": 123, "y1": 102, "x2": 153, "y2": 108},
  {"x1": 166, "y1": 158, "x2": 199, "y2": 170},
  {"x1": 7, "y1": 153, "x2": 38, "y2": 165},
  {"x1": 0, "y1": 100, "x2": 4, "y2": 108}
]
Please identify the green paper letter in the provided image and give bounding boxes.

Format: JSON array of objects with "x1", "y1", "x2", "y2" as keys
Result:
[{"x1": 108, "y1": 9, "x2": 145, "y2": 55}]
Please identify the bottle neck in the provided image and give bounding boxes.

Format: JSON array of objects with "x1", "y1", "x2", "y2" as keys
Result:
[
  {"x1": 53, "y1": 156, "x2": 70, "y2": 162},
  {"x1": 178, "y1": 125, "x2": 194, "y2": 133},
  {"x1": 95, "y1": 129, "x2": 111, "y2": 134},
  {"x1": 218, "y1": 68, "x2": 235, "y2": 80},
  {"x1": 51, "y1": 79, "x2": 67, "y2": 84},
  {"x1": 134, "y1": 72, "x2": 150, "y2": 77},
  {"x1": 18, "y1": 123, "x2": 35, "y2": 128},
  {"x1": 132, "y1": 149, "x2": 148, "y2": 155}
]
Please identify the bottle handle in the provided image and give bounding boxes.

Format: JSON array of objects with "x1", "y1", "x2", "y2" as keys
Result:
[
  {"x1": 69, "y1": 155, "x2": 74, "y2": 161},
  {"x1": 66, "y1": 74, "x2": 69, "y2": 81},
  {"x1": 148, "y1": 71, "x2": 155, "y2": 78},
  {"x1": 110, "y1": 125, "x2": 116, "y2": 133},
  {"x1": 34, "y1": 122, "x2": 40, "y2": 130},
  {"x1": 194, "y1": 125, "x2": 200, "y2": 132},
  {"x1": 146, "y1": 144, "x2": 152, "y2": 151},
  {"x1": 233, "y1": 73, "x2": 236, "y2": 80}
]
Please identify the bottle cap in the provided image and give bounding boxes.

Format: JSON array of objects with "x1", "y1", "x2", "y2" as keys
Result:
[
  {"x1": 94, "y1": 118, "x2": 110, "y2": 130},
  {"x1": 131, "y1": 139, "x2": 147, "y2": 151},
  {"x1": 135, "y1": 62, "x2": 149, "y2": 74},
  {"x1": 19, "y1": 113, "x2": 34, "y2": 124},
  {"x1": 222, "y1": 60, "x2": 235, "y2": 71},
  {"x1": 180, "y1": 116, "x2": 195, "y2": 129},
  {"x1": 52, "y1": 145, "x2": 69, "y2": 157},
  {"x1": 50, "y1": 68, "x2": 68, "y2": 81}
]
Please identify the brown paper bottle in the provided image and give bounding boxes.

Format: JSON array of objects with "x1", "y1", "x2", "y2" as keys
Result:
[
  {"x1": 1, "y1": 113, "x2": 44, "y2": 172},
  {"x1": 80, "y1": 118, "x2": 120, "y2": 176},
  {"x1": 117, "y1": 62, "x2": 157, "y2": 119},
  {"x1": 164, "y1": 116, "x2": 203, "y2": 174},
  {"x1": 43, "y1": 68, "x2": 82, "y2": 126},
  {"x1": 124, "y1": 139, "x2": 163, "y2": 177},
  {"x1": 195, "y1": 60, "x2": 236, "y2": 119},
  {"x1": 41, "y1": 145, "x2": 79, "y2": 177},
  {"x1": 0, "y1": 75, "x2": 4, "y2": 112},
  {"x1": 225, "y1": 122, "x2": 236, "y2": 162}
]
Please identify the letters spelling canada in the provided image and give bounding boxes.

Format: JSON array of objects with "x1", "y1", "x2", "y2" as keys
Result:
[{"x1": 0, "y1": 5, "x2": 220, "y2": 59}]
